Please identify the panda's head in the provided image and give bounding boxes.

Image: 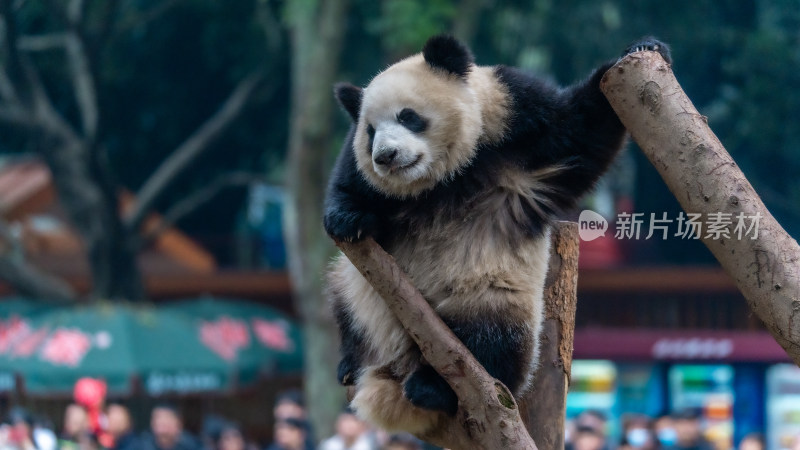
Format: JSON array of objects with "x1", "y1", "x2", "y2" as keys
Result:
[{"x1": 335, "y1": 35, "x2": 489, "y2": 198}]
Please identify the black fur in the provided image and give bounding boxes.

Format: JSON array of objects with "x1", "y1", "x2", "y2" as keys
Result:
[
  {"x1": 326, "y1": 36, "x2": 669, "y2": 414},
  {"x1": 397, "y1": 108, "x2": 428, "y2": 133},
  {"x1": 404, "y1": 318, "x2": 532, "y2": 415},
  {"x1": 332, "y1": 292, "x2": 364, "y2": 386},
  {"x1": 422, "y1": 35, "x2": 473, "y2": 79},
  {"x1": 404, "y1": 364, "x2": 458, "y2": 415},
  {"x1": 334, "y1": 82, "x2": 363, "y2": 121}
]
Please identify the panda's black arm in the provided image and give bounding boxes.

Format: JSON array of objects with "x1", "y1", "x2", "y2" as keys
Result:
[
  {"x1": 494, "y1": 38, "x2": 670, "y2": 213},
  {"x1": 324, "y1": 129, "x2": 394, "y2": 243},
  {"x1": 494, "y1": 63, "x2": 626, "y2": 214}
]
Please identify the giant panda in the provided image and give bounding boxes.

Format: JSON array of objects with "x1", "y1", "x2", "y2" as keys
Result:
[{"x1": 324, "y1": 35, "x2": 671, "y2": 434}]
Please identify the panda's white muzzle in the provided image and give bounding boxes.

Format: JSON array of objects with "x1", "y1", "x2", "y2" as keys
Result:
[{"x1": 372, "y1": 123, "x2": 424, "y2": 176}]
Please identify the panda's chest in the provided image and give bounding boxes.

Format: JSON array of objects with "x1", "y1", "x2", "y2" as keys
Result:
[{"x1": 387, "y1": 185, "x2": 551, "y2": 316}]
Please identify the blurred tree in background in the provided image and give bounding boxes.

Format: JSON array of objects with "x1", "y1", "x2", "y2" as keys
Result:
[{"x1": 1, "y1": 0, "x2": 800, "y2": 439}]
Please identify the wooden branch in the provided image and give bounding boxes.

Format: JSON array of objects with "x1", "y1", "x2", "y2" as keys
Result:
[
  {"x1": 0, "y1": 221, "x2": 76, "y2": 302},
  {"x1": 600, "y1": 51, "x2": 800, "y2": 364},
  {"x1": 17, "y1": 33, "x2": 69, "y2": 51},
  {"x1": 124, "y1": 69, "x2": 266, "y2": 232},
  {"x1": 113, "y1": 0, "x2": 184, "y2": 36},
  {"x1": 335, "y1": 238, "x2": 537, "y2": 450},
  {"x1": 64, "y1": 31, "x2": 98, "y2": 140},
  {"x1": 520, "y1": 222, "x2": 578, "y2": 450},
  {"x1": 139, "y1": 172, "x2": 266, "y2": 248},
  {"x1": 0, "y1": 104, "x2": 36, "y2": 128}
]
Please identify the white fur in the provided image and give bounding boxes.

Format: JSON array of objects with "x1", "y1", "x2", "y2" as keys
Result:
[{"x1": 353, "y1": 55, "x2": 509, "y2": 198}]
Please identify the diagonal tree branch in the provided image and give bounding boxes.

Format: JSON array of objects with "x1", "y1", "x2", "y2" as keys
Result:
[
  {"x1": 124, "y1": 69, "x2": 267, "y2": 232},
  {"x1": 600, "y1": 50, "x2": 800, "y2": 363},
  {"x1": 335, "y1": 237, "x2": 538, "y2": 450},
  {"x1": 138, "y1": 171, "x2": 266, "y2": 248},
  {"x1": 0, "y1": 220, "x2": 77, "y2": 302},
  {"x1": 113, "y1": 0, "x2": 184, "y2": 37},
  {"x1": 64, "y1": 30, "x2": 98, "y2": 140},
  {"x1": 17, "y1": 33, "x2": 69, "y2": 51}
]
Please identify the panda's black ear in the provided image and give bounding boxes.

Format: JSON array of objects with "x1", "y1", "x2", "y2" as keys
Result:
[
  {"x1": 422, "y1": 35, "x2": 474, "y2": 79},
  {"x1": 334, "y1": 82, "x2": 362, "y2": 122}
]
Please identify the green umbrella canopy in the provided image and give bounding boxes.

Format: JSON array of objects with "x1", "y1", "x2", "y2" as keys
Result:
[
  {"x1": 0, "y1": 302, "x2": 271, "y2": 395},
  {"x1": 162, "y1": 297, "x2": 303, "y2": 374}
]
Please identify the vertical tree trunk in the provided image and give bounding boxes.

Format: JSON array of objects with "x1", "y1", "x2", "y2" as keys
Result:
[
  {"x1": 520, "y1": 222, "x2": 579, "y2": 450},
  {"x1": 41, "y1": 138, "x2": 145, "y2": 301},
  {"x1": 283, "y1": 0, "x2": 349, "y2": 439}
]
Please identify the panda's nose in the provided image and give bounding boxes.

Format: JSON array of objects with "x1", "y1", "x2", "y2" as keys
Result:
[{"x1": 374, "y1": 148, "x2": 398, "y2": 166}]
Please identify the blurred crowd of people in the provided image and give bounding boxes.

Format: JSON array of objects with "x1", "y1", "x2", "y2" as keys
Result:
[
  {"x1": 4, "y1": 387, "x2": 800, "y2": 450},
  {"x1": 0, "y1": 388, "x2": 424, "y2": 450},
  {"x1": 565, "y1": 409, "x2": 791, "y2": 450}
]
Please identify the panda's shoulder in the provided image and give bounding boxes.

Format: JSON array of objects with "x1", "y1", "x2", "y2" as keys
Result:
[{"x1": 493, "y1": 65, "x2": 560, "y2": 103}]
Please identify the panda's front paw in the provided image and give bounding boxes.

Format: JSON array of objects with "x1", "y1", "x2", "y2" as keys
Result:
[
  {"x1": 622, "y1": 36, "x2": 672, "y2": 65},
  {"x1": 337, "y1": 357, "x2": 359, "y2": 386},
  {"x1": 403, "y1": 365, "x2": 458, "y2": 415},
  {"x1": 323, "y1": 210, "x2": 378, "y2": 243}
]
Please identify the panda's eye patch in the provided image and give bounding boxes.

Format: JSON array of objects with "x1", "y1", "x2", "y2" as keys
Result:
[
  {"x1": 397, "y1": 108, "x2": 427, "y2": 133},
  {"x1": 366, "y1": 124, "x2": 375, "y2": 154}
]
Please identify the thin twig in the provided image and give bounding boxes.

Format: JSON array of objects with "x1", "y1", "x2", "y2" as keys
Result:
[
  {"x1": 138, "y1": 172, "x2": 266, "y2": 248},
  {"x1": 124, "y1": 69, "x2": 267, "y2": 232}
]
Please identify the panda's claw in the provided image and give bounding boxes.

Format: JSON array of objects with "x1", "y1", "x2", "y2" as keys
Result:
[
  {"x1": 323, "y1": 210, "x2": 378, "y2": 243},
  {"x1": 622, "y1": 37, "x2": 672, "y2": 65}
]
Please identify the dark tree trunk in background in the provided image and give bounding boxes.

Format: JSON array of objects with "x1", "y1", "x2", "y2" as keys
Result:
[
  {"x1": 0, "y1": 0, "x2": 264, "y2": 302},
  {"x1": 283, "y1": 0, "x2": 350, "y2": 439},
  {"x1": 40, "y1": 138, "x2": 145, "y2": 301}
]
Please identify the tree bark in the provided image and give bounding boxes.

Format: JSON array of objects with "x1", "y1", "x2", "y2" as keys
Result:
[
  {"x1": 600, "y1": 51, "x2": 800, "y2": 364},
  {"x1": 520, "y1": 222, "x2": 578, "y2": 450},
  {"x1": 282, "y1": 0, "x2": 349, "y2": 439},
  {"x1": 336, "y1": 237, "x2": 538, "y2": 450}
]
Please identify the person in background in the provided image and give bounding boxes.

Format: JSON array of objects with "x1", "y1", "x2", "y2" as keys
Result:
[
  {"x1": 272, "y1": 391, "x2": 306, "y2": 422},
  {"x1": 572, "y1": 426, "x2": 606, "y2": 450},
  {"x1": 265, "y1": 418, "x2": 308, "y2": 450},
  {"x1": 668, "y1": 409, "x2": 712, "y2": 450},
  {"x1": 574, "y1": 411, "x2": 608, "y2": 450},
  {"x1": 5, "y1": 408, "x2": 37, "y2": 450},
  {"x1": 58, "y1": 404, "x2": 91, "y2": 450},
  {"x1": 619, "y1": 414, "x2": 656, "y2": 450},
  {"x1": 271, "y1": 390, "x2": 313, "y2": 450},
  {"x1": 105, "y1": 403, "x2": 139, "y2": 450},
  {"x1": 318, "y1": 408, "x2": 375, "y2": 450},
  {"x1": 140, "y1": 404, "x2": 201, "y2": 450},
  {"x1": 653, "y1": 414, "x2": 677, "y2": 449},
  {"x1": 737, "y1": 433, "x2": 764, "y2": 450},
  {"x1": 31, "y1": 415, "x2": 56, "y2": 450},
  {"x1": 381, "y1": 434, "x2": 422, "y2": 450}
]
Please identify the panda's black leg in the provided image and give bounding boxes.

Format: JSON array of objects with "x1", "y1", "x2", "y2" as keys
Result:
[
  {"x1": 403, "y1": 317, "x2": 531, "y2": 414},
  {"x1": 332, "y1": 295, "x2": 365, "y2": 386},
  {"x1": 403, "y1": 364, "x2": 458, "y2": 415}
]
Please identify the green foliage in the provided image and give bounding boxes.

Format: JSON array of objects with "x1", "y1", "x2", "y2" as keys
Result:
[{"x1": 365, "y1": 0, "x2": 456, "y2": 55}]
